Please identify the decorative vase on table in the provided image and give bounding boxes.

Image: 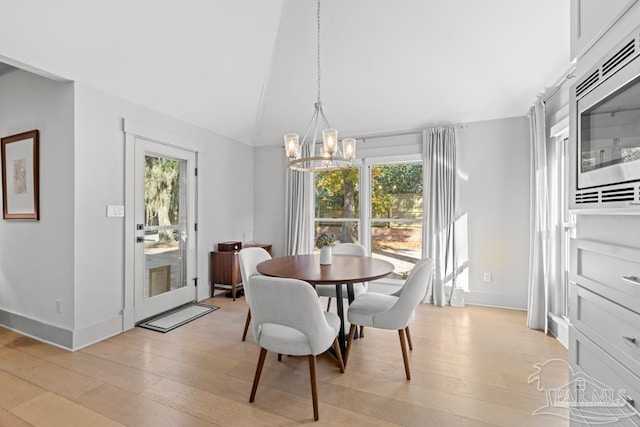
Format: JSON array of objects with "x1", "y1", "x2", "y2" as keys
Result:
[{"x1": 320, "y1": 245, "x2": 332, "y2": 265}]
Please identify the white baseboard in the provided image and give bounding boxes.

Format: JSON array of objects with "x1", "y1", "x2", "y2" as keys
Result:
[
  {"x1": 462, "y1": 292, "x2": 527, "y2": 310},
  {"x1": 0, "y1": 308, "x2": 125, "y2": 351},
  {"x1": 0, "y1": 308, "x2": 73, "y2": 350},
  {"x1": 72, "y1": 314, "x2": 124, "y2": 351},
  {"x1": 548, "y1": 313, "x2": 569, "y2": 349}
]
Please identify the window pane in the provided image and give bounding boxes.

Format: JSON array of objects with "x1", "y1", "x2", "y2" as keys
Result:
[
  {"x1": 315, "y1": 221, "x2": 359, "y2": 246},
  {"x1": 371, "y1": 163, "x2": 422, "y2": 219},
  {"x1": 371, "y1": 221, "x2": 422, "y2": 280},
  {"x1": 315, "y1": 168, "x2": 359, "y2": 219}
]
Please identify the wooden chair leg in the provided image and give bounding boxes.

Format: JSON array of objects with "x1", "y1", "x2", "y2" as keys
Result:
[
  {"x1": 308, "y1": 355, "x2": 319, "y2": 421},
  {"x1": 359, "y1": 325, "x2": 364, "y2": 338},
  {"x1": 326, "y1": 297, "x2": 332, "y2": 311},
  {"x1": 332, "y1": 338, "x2": 345, "y2": 373},
  {"x1": 398, "y1": 329, "x2": 411, "y2": 380},
  {"x1": 344, "y1": 324, "x2": 357, "y2": 367},
  {"x1": 242, "y1": 309, "x2": 251, "y2": 341},
  {"x1": 250, "y1": 347, "x2": 268, "y2": 402},
  {"x1": 278, "y1": 354, "x2": 282, "y2": 362},
  {"x1": 405, "y1": 326, "x2": 413, "y2": 351}
]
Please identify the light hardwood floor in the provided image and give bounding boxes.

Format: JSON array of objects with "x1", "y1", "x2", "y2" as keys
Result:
[{"x1": 0, "y1": 297, "x2": 569, "y2": 426}]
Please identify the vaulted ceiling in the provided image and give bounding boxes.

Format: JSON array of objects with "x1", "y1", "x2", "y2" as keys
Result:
[{"x1": 0, "y1": 0, "x2": 570, "y2": 147}]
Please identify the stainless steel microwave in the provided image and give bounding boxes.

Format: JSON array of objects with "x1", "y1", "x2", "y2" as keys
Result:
[{"x1": 575, "y1": 31, "x2": 640, "y2": 191}]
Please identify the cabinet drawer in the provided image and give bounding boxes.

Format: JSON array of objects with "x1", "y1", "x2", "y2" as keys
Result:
[
  {"x1": 572, "y1": 283, "x2": 640, "y2": 378},
  {"x1": 569, "y1": 327, "x2": 640, "y2": 425},
  {"x1": 570, "y1": 239, "x2": 640, "y2": 315}
]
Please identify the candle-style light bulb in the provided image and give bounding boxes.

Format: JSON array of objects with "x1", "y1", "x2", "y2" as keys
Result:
[
  {"x1": 322, "y1": 128, "x2": 338, "y2": 155},
  {"x1": 284, "y1": 133, "x2": 300, "y2": 159}
]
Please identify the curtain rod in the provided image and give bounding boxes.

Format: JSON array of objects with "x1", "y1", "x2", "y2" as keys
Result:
[
  {"x1": 542, "y1": 67, "x2": 577, "y2": 103},
  {"x1": 303, "y1": 124, "x2": 467, "y2": 145},
  {"x1": 345, "y1": 123, "x2": 466, "y2": 142}
]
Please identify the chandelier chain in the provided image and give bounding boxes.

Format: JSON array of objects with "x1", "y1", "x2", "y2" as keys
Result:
[
  {"x1": 283, "y1": 0, "x2": 356, "y2": 172},
  {"x1": 316, "y1": 0, "x2": 321, "y2": 104}
]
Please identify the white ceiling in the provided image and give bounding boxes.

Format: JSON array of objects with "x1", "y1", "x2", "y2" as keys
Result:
[{"x1": 0, "y1": 0, "x2": 570, "y2": 147}]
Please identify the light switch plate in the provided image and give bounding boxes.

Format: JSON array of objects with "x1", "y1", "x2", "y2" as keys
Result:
[{"x1": 107, "y1": 205, "x2": 125, "y2": 217}]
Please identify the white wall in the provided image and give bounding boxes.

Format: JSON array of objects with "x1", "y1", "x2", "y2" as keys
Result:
[
  {"x1": 0, "y1": 70, "x2": 75, "y2": 346},
  {"x1": 0, "y1": 71, "x2": 255, "y2": 349},
  {"x1": 457, "y1": 117, "x2": 531, "y2": 309},
  {"x1": 73, "y1": 83, "x2": 254, "y2": 348},
  {"x1": 253, "y1": 116, "x2": 532, "y2": 309},
  {"x1": 253, "y1": 145, "x2": 286, "y2": 256}
]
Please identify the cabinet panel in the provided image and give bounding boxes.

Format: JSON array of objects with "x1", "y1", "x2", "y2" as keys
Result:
[
  {"x1": 571, "y1": 0, "x2": 637, "y2": 60},
  {"x1": 570, "y1": 239, "x2": 640, "y2": 314},
  {"x1": 569, "y1": 238, "x2": 640, "y2": 424},
  {"x1": 570, "y1": 328, "x2": 640, "y2": 424},
  {"x1": 571, "y1": 283, "x2": 640, "y2": 378}
]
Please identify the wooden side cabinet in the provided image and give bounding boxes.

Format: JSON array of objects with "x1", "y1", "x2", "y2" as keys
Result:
[{"x1": 210, "y1": 244, "x2": 272, "y2": 300}]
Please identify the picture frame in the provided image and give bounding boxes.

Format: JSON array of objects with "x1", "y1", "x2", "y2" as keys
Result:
[{"x1": 1, "y1": 130, "x2": 40, "y2": 220}]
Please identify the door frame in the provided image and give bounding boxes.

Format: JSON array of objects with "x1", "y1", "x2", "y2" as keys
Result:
[{"x1": 123, "y1": 119, "x2": 206, "y2": 330}]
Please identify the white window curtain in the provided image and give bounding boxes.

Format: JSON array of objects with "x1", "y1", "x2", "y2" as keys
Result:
[
  {"x1": 423, "y1": 127, "x2": 457, "y2": 306},
  {"x1": 527, "y1": 101, "x2": 549, "y2": 332},
  {"x1": 285, "y1": 147, "x2": 314, "y2": 255}
]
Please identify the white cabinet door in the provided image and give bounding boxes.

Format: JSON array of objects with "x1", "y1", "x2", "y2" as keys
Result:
[{"x1": 570, "y1": 0, "x2": 637, "y2": 60}]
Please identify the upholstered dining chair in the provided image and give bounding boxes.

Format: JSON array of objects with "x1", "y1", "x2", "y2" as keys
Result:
[
  {"x1": 344, "y1": 257, "x2": 433, "y2": 380},
  {"x1": 247, "y1": 275, "x2": 345, "y2": 421},
  {"x1": 315, "y1": 242, "x2": 367, "y2": 310},
  {"x1": 238, "y1": 247, "x2": 272, "y2": 341}
]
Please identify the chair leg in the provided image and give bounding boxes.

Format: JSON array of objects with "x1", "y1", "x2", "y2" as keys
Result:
[
  {"x1": 344, "y1": 324, "x2": 357, "y2": 367},
  {"x1": 398, "y1": 329, "x2": 411, "y2": 380},
  {"x1": 332, "y1": 338, "x2": 345, "y2": 373},
  {"x1": 326, "y1": 297, "x2": 332, "y2": 311},
  {"x1": 359, "y1": 325, "x2": 364, "y2": 338},
  {"x1": 308, "y1": 355, "x2": 319, "y2": 421},
  {"x1": 278, "y1": 354, "x2": 282, "y2": 362},
  {"x1": 242, "y1": 309, "x2": 251, "y2": 342},
  {"x1": 405, "y1": 326, "x2": 413, "y2": 351},
  {"x1": 250, "y1": 347, "x2": 268, "y2": 402}
]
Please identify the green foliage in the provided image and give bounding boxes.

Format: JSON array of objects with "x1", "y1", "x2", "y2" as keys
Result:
[
  {"x1": 145, "y1": 156, "x2": 180, "y2": 241},
  {"x1": 315, "y1": 163, "x2": 423, "y2": 220},
  {"x1": 372, "y1": 163, "x2": 422, "y2": 218},
  {"x1": 315, "y1": 232, "x2": 336, "y2": 248},
  {"x1": 315, "y1": 168, "x2": 359, "y2": 217}
]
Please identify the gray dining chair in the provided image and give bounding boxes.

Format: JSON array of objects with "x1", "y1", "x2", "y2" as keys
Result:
[
  {"x1": 344, "y1": 257, "x2": 433, "y2": 380},
  {"x1": 238, "y1": 247, "x2": 272, "y2": 341},
  {"x1": 247, "y1": 275, "x2": 345, "y2": 421},
  {"x1": 315, "y1": 242, "x2": 368, "y2": 338},
  {"x1": 315, "y1": 242, "x2": 367, "y2": 310}
]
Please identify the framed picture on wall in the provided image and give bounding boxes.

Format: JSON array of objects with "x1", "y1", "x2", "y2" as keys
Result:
[{"x1": 1, "y1": 129, "x2": 40, "y2": 220}]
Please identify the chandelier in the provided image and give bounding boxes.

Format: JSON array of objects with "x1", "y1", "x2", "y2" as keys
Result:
[{"x1": 284, "y1": 0, "x2": 356, "y2": 172}]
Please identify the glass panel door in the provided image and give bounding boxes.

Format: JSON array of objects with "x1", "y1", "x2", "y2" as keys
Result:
[
  {"x1": 134, "y1": 139, "x2": 196, "y2": 322},
  {"x1": 144, "y1": 155, "x2": 187, "y2": 298}
]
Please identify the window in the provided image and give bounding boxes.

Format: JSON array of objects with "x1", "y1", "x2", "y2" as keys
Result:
[
  {"x1": 369, "y1": 162, "x2": 423, "y2": 280},
  {"x1": 313, "y1": 157, "x2": 425, "y2": 282},
  {"x1": 314, "y1": 166, "x2": 360, "y2": 246}
]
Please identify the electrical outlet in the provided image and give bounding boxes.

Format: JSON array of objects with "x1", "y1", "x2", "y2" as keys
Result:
[
  {"x1": 483, "y1": 272, "x2": 492, "y2": 283},
  {"x1": 56, "y1": 299, "x2": 62, "y2": 314}
]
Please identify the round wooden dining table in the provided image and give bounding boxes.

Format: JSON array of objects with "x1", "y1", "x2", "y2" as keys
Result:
[{"x1": 257, "y1": 254, "x2": 394, "y2": 356}]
